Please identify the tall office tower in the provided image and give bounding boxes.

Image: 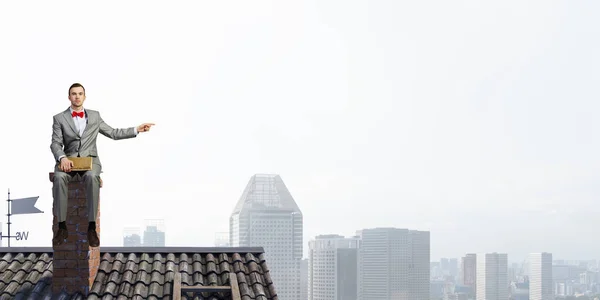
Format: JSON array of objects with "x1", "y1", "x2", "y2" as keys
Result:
[
  {"x1": 308, "y1": 234, "x2": 359, "y2": 300},
  {"x1": 229, "y1": 174, "x2": 303, "y2": 300},
  {"x1": 143, "y1": 219, "x2": 166, "y2": 247},
  {"x1": 476, "y1": 253, "x2": 508, "y2": 300},
  {"x1": 301, "y1": 258, "x2": 308, "y2": 300},
  {"x1": 530, "y1": 253, "x2": 554, "y2": 300},
  {"x1": 357, "y1": 227, "x2": 430, "y2": 300},
  {"x1": 461, "y1": 254, "x2": 477, "y2": 296},
  {"x1": 123, "y1": 227, "x2": 142, "y2": 246}
]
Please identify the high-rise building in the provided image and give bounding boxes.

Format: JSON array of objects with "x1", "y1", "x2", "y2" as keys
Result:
[
  {"x1": 143, "y1": 219, "x2": 165, "y2": 247},
  {"x1": 301, "y1": 258, "x2": 308, "y2": 300},
  {"x1": 530, "y1": 252, "x2": 554, "y2": 300},
  {"x1": 461, "y1": 254, "x2": 477, "y2": 289},
  {"x1": 229, "y1": 174, "x2": 303, "y2": 300},
  {"x1": 357, "y1": 227, "x2": 430, "y2": 300},
  {"x1": 476, "y1": 253, "x2": 508, "y2": 300},
  {"x1": 123, "y1": 227, "x2": 142, "y2": 247},
  {"x1": 308, "y1": 234, "x2": 359, "y2": 300}
]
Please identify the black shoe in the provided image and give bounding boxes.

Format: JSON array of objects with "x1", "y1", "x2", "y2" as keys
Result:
[
  {"x1": 88, "y1": 228, "x2": 100, "y2": 247},
  {"x1": 53, "y1": 227, "x2": 68, "y2": 245}
]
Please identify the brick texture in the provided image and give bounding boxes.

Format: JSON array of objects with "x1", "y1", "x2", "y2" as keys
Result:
[{"x1": 49, "y1": 173, "x2": 101, "y2": 296}]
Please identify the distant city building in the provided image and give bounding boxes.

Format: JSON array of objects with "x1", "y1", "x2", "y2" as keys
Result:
[
  {"x1": 229, "y1": 174, "x2": 303, "y2": 300},
  {"x1": 461, "y1": 253, "x2": 477, "y2": 298},
  {"x1": 552, "y1": 263, "x2": 585, "y2": 297},
  {"x1": 357, "y1": 227, "x2": 430, "y2": 300},
  {"x1": 530, "y1": 252, "x2": 553, "y2": 300},
  {"x1": 301, "y1": 258, "x2": 308, "y2": 300},
  {"x1": 143, "y1": 219, "x2": 165, "y2": 247},
  {"x1": 508, "y1": 264, "x2": 518, "y2": 282},
  {"x1": 123, "y1": 227, "x2": 142, "y2": 247},
  {"x1": 431, "y1": 262, "x2": 441, "y2": 279},
  {"x1": 476, "y1": 253, "x2": 508, "y2": 300},
  {"x1": 554, "y1": 282, "x2": 573, "y2": 297},
  {"x1": 449, "y1": 258, "x2": 459, "y2": 279},
  {"x1": 452, "y1": 284, "x2": 473, "y2": 300},
  {"x1": 214, "y1": 232, "x2": 230, "y2": 247},
  {"x1": 438, "y1": 258, "x2": 458, "y2": 280},
  {"x1": 553, "y1": 264, "x2": 584, "y2": 281},
  {"x1": 510, "y1": 281, "x2": 529, "y2": 300},
  {"x1": 441, "y1": 258, "x2": 450, "y2": 276},
  {"x1": 308, "y1": 234, "x2": 359, "y2": 300},
  {"x1": 430, "y1": 280, "x2": 445, "y2": 300}
]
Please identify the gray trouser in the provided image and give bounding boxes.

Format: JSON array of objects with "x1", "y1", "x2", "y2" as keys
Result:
[{"x1": 52, "y1": 157, "x2": 102, "y2": 222}]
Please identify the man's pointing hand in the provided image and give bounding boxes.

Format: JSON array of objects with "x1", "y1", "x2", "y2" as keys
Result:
[{"x1": 137, "y1": 123, "x2": 155, "y2": 133}]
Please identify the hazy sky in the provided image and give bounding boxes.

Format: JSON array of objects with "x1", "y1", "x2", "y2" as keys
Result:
[{"x1": 0, "y1": 1, "x2": 598, "y2": 262}]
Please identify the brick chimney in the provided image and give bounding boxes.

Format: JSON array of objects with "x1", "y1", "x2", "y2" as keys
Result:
[{"x1": 49, "y1": 172, "x2": 101, "y2": 296}]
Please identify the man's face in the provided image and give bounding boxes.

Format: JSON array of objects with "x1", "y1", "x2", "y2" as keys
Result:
[{"x1": 68, "y1": 87, "x2": 86, "y2": 109}]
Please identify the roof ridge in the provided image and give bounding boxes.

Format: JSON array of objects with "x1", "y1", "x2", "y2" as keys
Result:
[{"x1": 0, "y1": 246, "x2": 266, "y2": 254}]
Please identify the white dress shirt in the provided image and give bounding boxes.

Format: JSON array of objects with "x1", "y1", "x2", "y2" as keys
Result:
[{"x1": 70, "y1": 107, "x2": 87, "y2": 136}]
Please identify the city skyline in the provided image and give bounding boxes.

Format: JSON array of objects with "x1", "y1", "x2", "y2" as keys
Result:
[
  {"x1": 1, "y1": 1, "x2": 599, "y2": 263},
  {"x1": 2, "y1": 172, "x2": 597, "y2": 266},
  {"x1": 0, "y1": 1, "x2": 599, "y2": 299}
]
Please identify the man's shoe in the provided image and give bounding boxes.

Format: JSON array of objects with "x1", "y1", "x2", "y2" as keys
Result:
[
  {"x1": 88, "y1": 228, "x2": 100, "y2": 247},
  {"x1": 52, "y1": 227, "x2": 68, "y2": 245}
]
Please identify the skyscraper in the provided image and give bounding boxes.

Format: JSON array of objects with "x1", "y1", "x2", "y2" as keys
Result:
[
  {"x1": 476, "y1": 253, "x2": 508, "y2": 300},
  {"x1": 461, "y1": 253, "x2": 477, "y2": 297},
  {"x1": 530, "y1": 252, "x2": 554, "y2": 300},
  {"x1": 143, "y1": 219, "x2": 165, "y2": 247},
  {"x1": 357, "y1": 227, "x2": 430, "y2": 300},
  {"x1": 308, "y1": 234, "x2": 359, "y2": 300},
  {"x1": 230, "y1": 174, "x2": 303, "y2": 300},
  {"x1": 301, "y1": 258, "x2": 308, "y2": 300}
]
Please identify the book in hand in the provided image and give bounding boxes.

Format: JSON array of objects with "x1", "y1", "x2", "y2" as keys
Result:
[{"x1": 68, "y1": 157, "x2": 93, "y2": 171}]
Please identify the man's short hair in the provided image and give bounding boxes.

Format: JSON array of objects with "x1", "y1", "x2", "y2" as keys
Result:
[{"x1": 69, "y1": 83, "x2": 85, "y2": 95}]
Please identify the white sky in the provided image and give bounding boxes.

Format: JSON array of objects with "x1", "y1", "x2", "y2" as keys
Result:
[{"x1": 0, "y1": 0, "x2": 598, "y2": 262}]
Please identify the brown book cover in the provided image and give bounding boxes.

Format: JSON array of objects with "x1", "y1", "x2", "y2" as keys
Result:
[{"x1": 68, "y1": 157, "x2": 93, "y2": 171}]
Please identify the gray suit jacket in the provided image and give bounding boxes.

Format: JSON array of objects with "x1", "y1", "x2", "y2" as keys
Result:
[{"x1": 50, "y1": 107, "x2": 137, "y2": 165}]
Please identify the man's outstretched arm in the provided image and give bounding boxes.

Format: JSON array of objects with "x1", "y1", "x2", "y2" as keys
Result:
[{"x1": 98, "y1": 112, "x2": 154, "y2": 139}]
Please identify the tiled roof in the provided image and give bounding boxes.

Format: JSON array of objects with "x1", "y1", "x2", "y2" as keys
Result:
[{"x1": 0, "y1": 247, "x2": 277, "y2": 300}]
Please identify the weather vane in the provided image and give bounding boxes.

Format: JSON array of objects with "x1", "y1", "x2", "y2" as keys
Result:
[{"x1": 1, "y1": 189, "x2": 43, "y2": 247}]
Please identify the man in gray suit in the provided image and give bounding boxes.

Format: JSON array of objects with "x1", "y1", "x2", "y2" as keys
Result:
[{"x1": 50, "y1": 83, "x2": 154, "y2": 247}]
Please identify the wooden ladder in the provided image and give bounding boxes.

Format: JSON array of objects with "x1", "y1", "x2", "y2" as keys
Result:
[{"x1": 172, "y1": 271, "x2": 241, "y2": 300}]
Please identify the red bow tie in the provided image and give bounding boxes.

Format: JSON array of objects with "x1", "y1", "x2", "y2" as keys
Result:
[{"x1": 72, "y1": 111, "x2": 84, "y2": 118}]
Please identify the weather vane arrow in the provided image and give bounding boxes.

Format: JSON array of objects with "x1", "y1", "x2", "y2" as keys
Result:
[{"x1": 10, "y1": 196, "x2": 43, "y2": 215}]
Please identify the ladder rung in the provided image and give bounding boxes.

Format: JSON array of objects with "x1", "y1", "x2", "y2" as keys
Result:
[{"x1": 181, "y1": 285, "x2": 232, "y2": 293}]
